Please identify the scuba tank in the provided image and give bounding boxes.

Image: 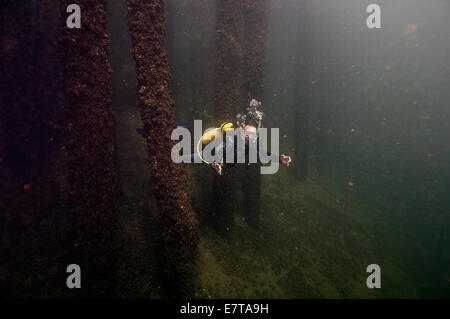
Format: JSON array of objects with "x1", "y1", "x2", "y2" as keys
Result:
[
  {"x1": 197, "y1": 122, "x2": 234, "y2": 164},
  {"x1": 200, "y1": 122, "x2": 233, "y2": 144}
]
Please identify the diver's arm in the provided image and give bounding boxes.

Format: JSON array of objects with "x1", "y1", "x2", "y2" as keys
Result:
[
  {"x1": 210, "y1": 162, "x2": 222, "y2": 175},
  {"x1": 280, "y1": 154, "x2": 291, "y2": 166},
  {"x1": 257, "y1": 146, "x2": 291, "y2": 166},
  {"x1": 210, "y1": 135, "x2": 235, "y2": 175}
]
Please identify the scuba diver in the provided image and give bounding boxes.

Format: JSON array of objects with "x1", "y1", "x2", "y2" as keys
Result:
[
  {"x1": 196, "y1": 99, "x2": 292, "y2": 175},
  {"x1": 195, "y1": 99, "x2": 292, "y2": 234}
]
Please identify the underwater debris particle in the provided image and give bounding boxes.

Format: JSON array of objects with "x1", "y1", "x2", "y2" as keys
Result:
[
  {"x1": 282, "y1": 134, "x2": 287, "y2": 139},
  {"x1": 348, "y1": 181, "x2": 354, "y2": 187},
  {"x1": 351, "y1": 129, "x2": 356, "y2": 132},
  {"x1": 47, "y1": 266, "x2": 58, "y2": 276},
  {"x1": 23, "y1": 215, "x2": 33, "y2": 225},
  {"x1": 280, "y1": 212, "x2": 284, "y2": 216},
  {"x1": 404, "y1": 24, "x2": 417, "y2": 35},
  {"x1": 335, "y1": 200, "x2": 340, "y2": 203},
  {"x1": 385, "y1": 65, "x2": 391, "y2": 70},
  {"x1": 396, "y1": 141, "x2": 401, "y2": 145},
  {"x1": 23, "y1": 184, "x2": 31, "y2": 190}
]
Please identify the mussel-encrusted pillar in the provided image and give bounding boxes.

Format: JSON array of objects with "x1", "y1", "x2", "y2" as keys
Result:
[
  {"x1": 243, "y1": 0, "x2": 268, "y2": 101},
  {"x1": 241, "y1": 0, "x2": 268, "y2": 227},
  {"x1": 61, "y1": 0, "x2": 118, "y2": 296},
  {"x1": 126, "y1": 0, "x2": 199, "y2": 297},
  {"x1": 0, "y1": 0, "x2": 65, "y2": 297},
  {"x1": 212, "y1": 0, "x2": 245, "y2": 235},
  {"x1": 215, "y1": 0, "x2": 244, "y2": 122},
  {"x1": 293, "y1": 0, "x2": 313, "y2": 181}
]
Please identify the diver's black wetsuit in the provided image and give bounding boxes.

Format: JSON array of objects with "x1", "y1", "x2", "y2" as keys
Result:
[
  {"x1": 209, "y1": 133, "x2": 279, "y2": 234},
  {"x1": 188, "y1": 133, "x2": 279, "y2": 168},
  {"x1": 219, "y1": 134, "x2": 279, "y2": 170}
]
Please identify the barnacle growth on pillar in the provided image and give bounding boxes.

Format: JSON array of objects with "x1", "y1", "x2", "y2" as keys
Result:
[
  {"x1": 126, "y1": 0, "x2": 200, "y2": 297},
  {"x1": 60, "y1": 0, "x2": 119, "y2": 296},
  {"x1": 241, "y1": 0, "x2": 269, "y2": 226}
]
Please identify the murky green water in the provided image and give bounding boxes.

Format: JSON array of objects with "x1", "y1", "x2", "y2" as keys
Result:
[{"x1": 107, "y1": 0, "x2": 449, "y2": 298}]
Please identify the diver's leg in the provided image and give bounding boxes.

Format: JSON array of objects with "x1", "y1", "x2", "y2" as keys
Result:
[
  {"x1": 211, "y1": 165, "x2": 236, "y2": 237},
  {"x1": 242, "y1": 163, "x2": 261, "y2": 228}
]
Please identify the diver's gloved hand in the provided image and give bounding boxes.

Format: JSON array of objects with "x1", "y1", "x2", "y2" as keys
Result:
[
  {"x1": 210, "y1": 162, "x2": 222, "y2": 175},
  {"x1": 280, "y1": 155, "x2": 291, "y2": 166}
]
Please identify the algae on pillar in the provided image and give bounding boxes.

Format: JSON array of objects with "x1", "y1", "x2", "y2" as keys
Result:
[
  {"x1": 242, "y1": 0, "x2": 269, "y2": 227},
  {"x1": 126, "y1": 0, "x2": 199, "y2": 297},
  {"x1": 60, "y1": 0, "x2": 119, "y2": 296},
  {"x1": 243, "y1": 0, "x2": 268, "y2": 101},
  {"x1": 0, "y1": 0, "x2": 66, "y2": 296},
  {"x1": 212, "y1": 0, "x2": 245, "y2": 235}
]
